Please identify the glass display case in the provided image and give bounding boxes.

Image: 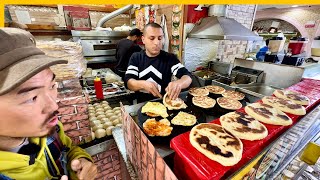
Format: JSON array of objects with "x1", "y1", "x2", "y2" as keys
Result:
[{"x1": 231, "y1": 105, "x2": 320, "y2": 179}]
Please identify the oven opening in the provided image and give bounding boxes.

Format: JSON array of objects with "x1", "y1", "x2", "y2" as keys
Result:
[{"x1": 93, "y1": 44, "x2": 116, "y2": 50}]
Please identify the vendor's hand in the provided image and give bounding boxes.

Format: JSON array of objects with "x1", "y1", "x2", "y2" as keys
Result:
[
  {"x1": 143, "y1": 81, "x2": 162, "y2": 98},
  {"x1": 71, "y1": 158, "x2": 98, "y2": 180},
  {"x1": 165, "y1": 81, "x2": 182, "y2": 100},
  {"x1": 60, "y1": 175, "x2": 68, "y2": 180}
]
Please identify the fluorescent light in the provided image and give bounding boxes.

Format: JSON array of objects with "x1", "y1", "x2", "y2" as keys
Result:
[{"x1": 292, "y1": 5, "x2": 299, "y2": 7}]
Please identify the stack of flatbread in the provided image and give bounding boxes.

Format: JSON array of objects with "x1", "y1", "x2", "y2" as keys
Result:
[
  {"x1": 245, "y1": 103, "x2": 292, "y2": 126},
  {"x1": 262, "y1": 96, "x2": 306, "y2": 115},
  {"x1": 220, "y1": 112, "x2": 268, "y2": 141},
  {"x1": 190, "y1": 123, "x2": 243, "y2": 166},
  {"x1": 163, "y1": 93, "x2": 187, "y2": 110},
  {"x1": 141, "y1": 102, "x2": 169, "y2": 118},
  {"x1": 273, "y1": 90, "x2": 310, "y2": 105}
]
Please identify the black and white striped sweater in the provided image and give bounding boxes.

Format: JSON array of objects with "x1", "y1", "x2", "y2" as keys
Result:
[{"x1": 124, "y1": 50, "x2": 191, "y2": 102}]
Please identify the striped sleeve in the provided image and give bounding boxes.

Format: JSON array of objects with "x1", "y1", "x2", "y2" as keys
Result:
[
  {"x1": 170, "y1": 56, "x2": 191, "y2": 78},
  {"x1": 124, "y1": 53, "x2": 140, "y2": 85}
]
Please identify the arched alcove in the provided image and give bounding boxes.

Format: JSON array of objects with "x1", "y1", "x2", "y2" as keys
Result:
[{"x1": 255, "y1": 14, "x2": 311, "y2": 56}]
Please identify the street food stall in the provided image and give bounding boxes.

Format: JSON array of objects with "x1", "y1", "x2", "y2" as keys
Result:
[{"x1": 4, "y1": 3, "x2": 320, "y2": 180}]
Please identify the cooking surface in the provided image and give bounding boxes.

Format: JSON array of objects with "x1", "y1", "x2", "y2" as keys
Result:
[{"x1": 232, "y1": 66, "x2": 263, "y2": 76}]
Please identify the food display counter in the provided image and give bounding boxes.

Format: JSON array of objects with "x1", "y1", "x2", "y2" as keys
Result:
[
  {"x1": 118, "y1": 78, "x2": 320, "y2": 180},
  {"x1": 170, "y1": 78, "x2": 320, "y2": 179}
]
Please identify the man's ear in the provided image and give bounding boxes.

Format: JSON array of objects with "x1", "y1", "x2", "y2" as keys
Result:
[{"x1": 141, "y1": 35, "x2": 145, "y2": 44}]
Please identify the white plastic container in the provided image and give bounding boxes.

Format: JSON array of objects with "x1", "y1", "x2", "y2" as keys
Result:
[{"x1": 311, "y1": 38, "x2": 320, "y2": 57}]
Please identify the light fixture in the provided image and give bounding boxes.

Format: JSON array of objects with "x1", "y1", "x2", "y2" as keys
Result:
[{"x1": 292, "y1": 5, "x2": 299, "y2": 7}]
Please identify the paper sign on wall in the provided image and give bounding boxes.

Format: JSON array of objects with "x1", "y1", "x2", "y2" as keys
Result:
[
  {"x1": 15, "y1": 10, "x2": 31, "y2": 24},
  {"x1": 305, "y1": 21, "x2": 316, "y2": 28},
  {"x1": 271, "y1": 21, "x2": 280, "y2": 28}
]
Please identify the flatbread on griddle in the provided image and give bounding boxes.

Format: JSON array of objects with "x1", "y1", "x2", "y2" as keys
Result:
[
  {"x1": 205, "y1": 85, "x2": 226, "y2": 94},
  {"x1": 192, "y1": 96, "x2": 216, "y2": 109},
  {"x1": 163, "y1": 93, "x2": 187, "y2": 110},
  {"x1": 143, "y1": 118, "x2": 173, "y2": 137},
  {"x1": 217, "y1": 97, "x2": 242, "y2": 110},
  {"x1": 189, "y1": 87, "x2": 209, "y2": 97},
  {"x1": 141, "y1": 102, "x2": 169, "y2": 118},
  {"x1": 222, "y1": 90, "x2": 245, "y2": 100}
]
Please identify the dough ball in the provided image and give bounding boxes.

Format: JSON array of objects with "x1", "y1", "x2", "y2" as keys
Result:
[
  {"x1": 105, "y1": 110, "x2": 113, "y2": 114},
  {"x1": 95, "y1": 111, "x2": 105, "y2": 116},
  {"x1": 103, "y1": 122, "x2": 113, "y2": 129},
  {"x1": 92, "y1": 124, "x2": 103, "y2": 131},
  {"x1": 89, "y1": 117, "x2": 98, "y2": 121},
  {"x1": 95, "y1": 108, "x2": 104, "y2": 112},
  {"x1": 101, "y1": 101, "x2": 108, "y2": 104},
  {"x1": 101, "y1": 117, "x2": 110, "y2": 122},
  {"x1": 97, "y1": 115, "x2": 106, "y2": 120},
  {"x1": 91, "y1": 131, "x2": 95, "y2": 140},
  {"x1": 88, "y1": 106, "x2": 95, "y2": 110},
  {"x1": 95, "y1": 129, "x2": 106, "y2": 138},
  {"x1": 112, "y1": 119, "x2": 120, "y2": 126},
  {"x1": 89, "y1": 113, "x2": 95, "y2": 117},
  {"x1": 106, "y1": 126, "x2": 115, "y2": 136},
  {"x1": 109, "y1": 116, "x2": 118, "y2": 121},
  {"x1": 90, "y1": 120, "x2": 101, "y2": 127}
]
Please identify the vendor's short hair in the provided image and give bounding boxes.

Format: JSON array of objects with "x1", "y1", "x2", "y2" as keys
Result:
[
  {"x1": 143, "y1": 23, "x2": 163, "y2": 34},
  {"x1": 129, "y1": 28, "x2": 142, "y2": 37}
]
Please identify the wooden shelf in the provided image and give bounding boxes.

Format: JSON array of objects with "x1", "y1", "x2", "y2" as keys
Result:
[
  {"x1": 26, "y1": 4, "x2": 129, "y2": 14},
  {"x1": 258, "y1": 33, "x2": 298, "y2": 36}
]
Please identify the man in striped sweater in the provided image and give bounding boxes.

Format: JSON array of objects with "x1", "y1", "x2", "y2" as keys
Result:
[{"x1": 124, "y1": 23, "x2": 192, "y2": 103}]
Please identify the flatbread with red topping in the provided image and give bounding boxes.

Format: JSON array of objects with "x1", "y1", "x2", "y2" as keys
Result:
[
  {"x1": 143, "y1": 118, "x2": 173, "y2": 137},
  {"x1": 222, "y1": 90, "x2": 245, "y2": 100},
  {"x1": 189, "y1": 87, "x2": 209, "y2": 97},
  {"x1": 192, "y1": 96, "x2": 216, "y2": 108},
  {"x1": 205, "y1": 85, "x2": 226, "y2": 94},
  {"x1": 217, "y1": 97, "x2": 242, "y2": 110}
]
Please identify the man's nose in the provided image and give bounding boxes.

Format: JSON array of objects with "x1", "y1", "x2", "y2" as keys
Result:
[{"x1": 42, "y1": 92, "x2": 59, "y2": 114}]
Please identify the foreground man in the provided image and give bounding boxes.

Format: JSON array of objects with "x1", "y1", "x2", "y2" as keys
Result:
[
  {"x1": 0, "y1": 28, "x2": 97, "y2": 180},
  {"x1": 124, "y1": 23, "x2": 192, "y2": 102}
]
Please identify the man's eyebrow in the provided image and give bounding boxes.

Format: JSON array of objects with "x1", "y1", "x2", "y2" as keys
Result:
[
  {"x1": 17, "y1": 73, "x2": 55, "y2": 95},
  {"x1": 17, "y1": 86, "x2": 43, "y2": 95}
]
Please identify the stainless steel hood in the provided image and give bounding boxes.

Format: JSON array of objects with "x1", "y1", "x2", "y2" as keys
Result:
[{"x1": 188, "y1": 16, "x2": 263, "y2": 41}]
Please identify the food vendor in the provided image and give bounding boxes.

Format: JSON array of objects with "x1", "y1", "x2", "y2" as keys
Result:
[
  {"x1": 124, "y1": 23, "x2": 192, "y2": 103},
  {"x1": 115, "y1": 28, "x2": 143, "y2": 79},
  {"x1": 0, "y1": 28, "x2": 97, "y2": 180}
]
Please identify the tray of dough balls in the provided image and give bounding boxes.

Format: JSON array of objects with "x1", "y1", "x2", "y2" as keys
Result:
[{"x1": 88, "y1": 100, "x2": 123, "y2": 140}]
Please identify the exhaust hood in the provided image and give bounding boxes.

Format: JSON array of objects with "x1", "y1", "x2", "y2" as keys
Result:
[{"x1": 188, "y1": 15, "x2": 262, "y2": 41}]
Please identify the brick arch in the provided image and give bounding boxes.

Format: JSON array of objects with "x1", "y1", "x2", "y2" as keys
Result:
[{"x1": 255, "y1": 14, "x2": 311, "y2": 56}]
